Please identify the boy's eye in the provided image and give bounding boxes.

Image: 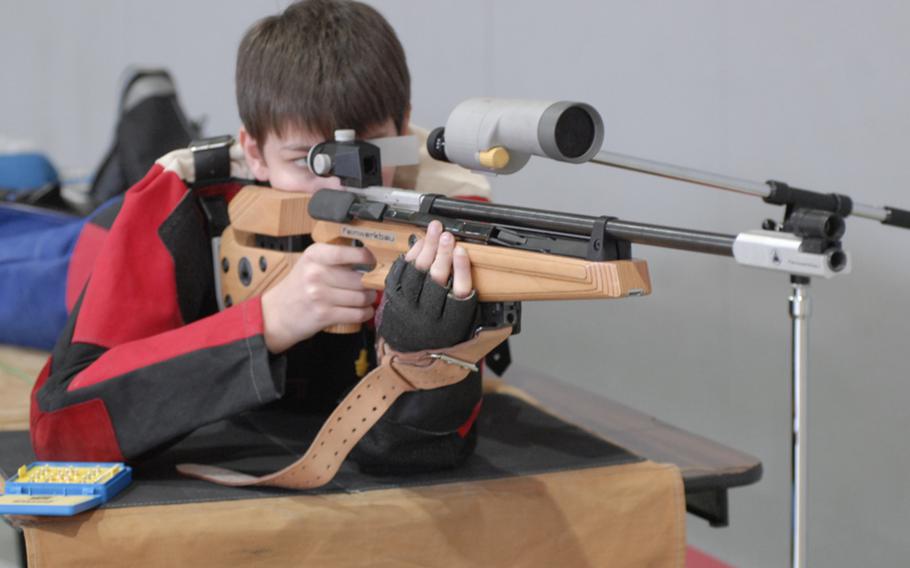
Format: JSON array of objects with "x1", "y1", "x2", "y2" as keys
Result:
[{"x1": 292, "y1": 158, "x2": 310, "y2": 170}]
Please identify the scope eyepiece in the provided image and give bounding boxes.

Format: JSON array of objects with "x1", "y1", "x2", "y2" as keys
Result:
[{"x1": 427, "y1": 126, "x2": 448, "y2": 162}]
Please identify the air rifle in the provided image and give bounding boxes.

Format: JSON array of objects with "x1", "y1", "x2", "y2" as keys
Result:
[
  {"x1": 218, "y1": 110, "x2": 645, "y2": 337},
  {"x1": 219, "y1": 182, "x2": 654, "y2": 336},
  {"x1": 219, "y1": 122, "x2": 847, "y2": 343}
]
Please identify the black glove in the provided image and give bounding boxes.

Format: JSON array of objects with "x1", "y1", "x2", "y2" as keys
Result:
[
  {"x1": 350, "y1": 256, "x2": 481, "y2": 475},
  {"x1": 375, "y1": 255, "x2": 478, "y2": 352}
]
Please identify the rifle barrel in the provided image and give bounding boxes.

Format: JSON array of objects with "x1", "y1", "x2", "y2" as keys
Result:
[
  {"x1": 604, "y1": 220, "x2": 735, "y2": 256},
  {"x1": 428, "y1": 196, "x2": 735, "y2": 257}
]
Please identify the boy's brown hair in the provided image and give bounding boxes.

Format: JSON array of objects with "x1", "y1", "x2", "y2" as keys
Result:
[{"x1": 236, "y1": 0, "x2": 410, "y2": 143}]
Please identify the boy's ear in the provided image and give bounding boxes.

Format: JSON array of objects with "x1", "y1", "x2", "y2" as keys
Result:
[
  {"x1": 239, "y1": 127, "x2": 270, "y2": 181},
  {"x1": 400, "y1": 106, "x2": 411, "y2": 135}
]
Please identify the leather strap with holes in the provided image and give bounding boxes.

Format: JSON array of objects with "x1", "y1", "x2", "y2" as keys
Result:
[{"x1": 176, "y1": 326, "x2": 512, "y2": 489}]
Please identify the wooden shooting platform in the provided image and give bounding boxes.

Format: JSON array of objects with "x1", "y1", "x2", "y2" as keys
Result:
[
  {"x1": 0, "y1": 346, "x2": 760, "y2": 566},
  {"x1": 495, "y1": 365, "x2": 762, "y2": 527}
]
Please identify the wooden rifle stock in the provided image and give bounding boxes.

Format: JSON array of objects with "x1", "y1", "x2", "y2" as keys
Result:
[{"x1": 220, "y1": 186, "x2": 652, "y2": 334}]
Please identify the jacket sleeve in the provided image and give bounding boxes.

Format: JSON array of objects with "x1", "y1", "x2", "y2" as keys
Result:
[{"x1": 30, "y1": 164, "x2": 284, "y2": 461}]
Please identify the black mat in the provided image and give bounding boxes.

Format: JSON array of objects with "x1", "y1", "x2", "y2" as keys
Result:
[{"x1": 0, "y1": 393, "x2": 641, "y2": 509}]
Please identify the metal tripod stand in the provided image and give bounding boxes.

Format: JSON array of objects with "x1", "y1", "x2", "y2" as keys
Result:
[{"x1": 588, "y1": 150, "x2": 899, "y2": 568}]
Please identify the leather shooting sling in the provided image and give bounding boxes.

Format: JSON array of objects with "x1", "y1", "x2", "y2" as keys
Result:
[{"x1": 177, "y1": 325, "x2": 512, "y2": 489}]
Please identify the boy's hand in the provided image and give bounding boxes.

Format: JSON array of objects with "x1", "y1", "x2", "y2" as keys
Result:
[
  {"x1": 378, "y1": 220, "x2": 478, "y2": 352},
  {"x1": 262, "y1": 243, "x2": 377, "y2": 353},
  {"x1": 405, "y1": 220, "x2": 472, "y2": 297}
]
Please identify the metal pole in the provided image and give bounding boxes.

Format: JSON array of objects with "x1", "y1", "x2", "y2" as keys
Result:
[
  {"x1": 592, "y1": 150, "x2": 892, "y2": 223},
  {"x1": 789, "y1": 277, "x2": 810, "y2": 568},
  {"x1": 592, "y1": 150, "x2": 771, "y2": 197}
]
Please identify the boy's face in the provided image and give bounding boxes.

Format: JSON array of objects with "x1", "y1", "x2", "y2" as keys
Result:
[{"x1": 240, "y1": 118, "x2": 403, "y2": 193}]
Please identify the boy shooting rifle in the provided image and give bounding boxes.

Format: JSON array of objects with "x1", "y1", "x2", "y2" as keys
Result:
[{"x1": 31, "y1": 0, "x2": 497, "y2": 479}]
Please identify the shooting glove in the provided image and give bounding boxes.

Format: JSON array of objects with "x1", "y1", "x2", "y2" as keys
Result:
[{"x1": 350, "y1": 256, "x2": 481, "y2": 474}]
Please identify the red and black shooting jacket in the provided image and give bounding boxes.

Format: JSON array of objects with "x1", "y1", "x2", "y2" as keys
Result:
[
  {"x1": 30, "y1": 150, "x2": 370, "y2": 461},
  {"x1": 30, "y1": 135, "x2": 492, "y2": 462}
]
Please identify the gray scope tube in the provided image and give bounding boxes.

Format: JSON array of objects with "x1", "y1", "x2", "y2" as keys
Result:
[{"x1": 426, "y1": 195, "x2": 736, "y2": 257}]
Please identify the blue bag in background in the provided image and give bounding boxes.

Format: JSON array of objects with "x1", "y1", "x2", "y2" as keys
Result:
[
  {"x1": 0, "y1": 68, "x2": 198, "y2": 350},
  {"x1": 0, "y1": 203, "x2": 84, "y2": 349},
  {"x1": 0, "y1": 152, "x2": 59, "y2": 195}
]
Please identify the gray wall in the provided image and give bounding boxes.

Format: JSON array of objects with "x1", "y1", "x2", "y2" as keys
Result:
[{"x1": 2, "y1": 1, "x2": 909, "y2": 566}]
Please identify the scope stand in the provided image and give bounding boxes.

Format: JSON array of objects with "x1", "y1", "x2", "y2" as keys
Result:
[
  {"x1": 789, "y1": 275, "x2": 810, "y2": 568},
  {"x1": 774, "y1": 207, "x2": 840, "y2": 568},
  {"x1": 588, "y1": 148, "x2": 896, "y2": 567}
]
